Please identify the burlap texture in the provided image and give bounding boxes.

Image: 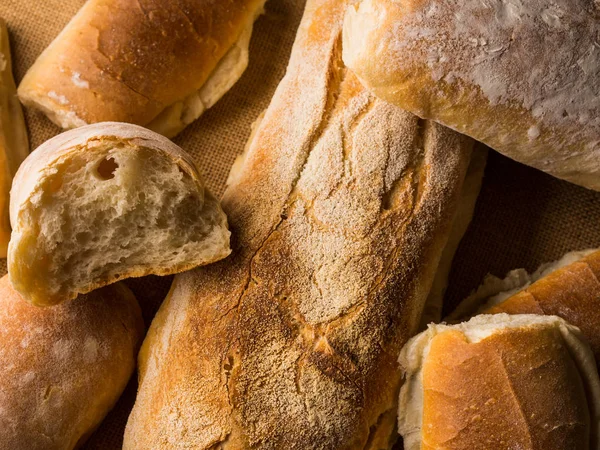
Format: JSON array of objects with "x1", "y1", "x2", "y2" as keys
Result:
[{"x1": 1, "y1": 0, "x2": 599, "y2": 448}]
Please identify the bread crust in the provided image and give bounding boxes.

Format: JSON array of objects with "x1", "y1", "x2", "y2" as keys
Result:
[
  {"x1": 123, "y1": 0, "x2": 472, "y2": 448},
  {"x1": 399, "y1": 315, "x2": 599, "y2": 450},
  {"x1": 8, "y1": 122, "x2": 230, "y2": 306},
  {"x1": 17, "y1": 0, "x2": 265, "y2": 134},
  {"x1": 0, "y1": 18, "x2": 29, "y2": 257},
  {"x1": 343, "y1": 0, "x2": 600, "y2": 190},
  {"x1": 0, "y1": 275, "x2": 144, "y2": 450}
]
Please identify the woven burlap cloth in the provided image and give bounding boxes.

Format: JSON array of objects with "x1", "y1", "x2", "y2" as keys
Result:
[{"x1": 2, "y1": 0, "x2": 600, "y2": 448}]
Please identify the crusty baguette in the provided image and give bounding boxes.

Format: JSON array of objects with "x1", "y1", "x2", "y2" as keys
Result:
[
  {"x1": 419, "y1": 145, "x2": 487, "y2": 328},
  {"x1": 0, "y1": 275, "x2": 144, "y2": 450},
  {"x1": 0, "y1": 18, "x2": 29, "y2": 257},
  {"x1": 342, "y1": 0, "x2": 600, "y2": 190},
  {"x1": 123, "y1": 0, "x2": 473, "y2": 448},
  {"x1": 399, "y1": 314, "x2": 600, "y2": 450},
  {"x1": 8, "y1": 122, "x2": 230, "y2": 306},
  {"x1": 17, "y1": 0, "x2": 266, "y2": 137}
]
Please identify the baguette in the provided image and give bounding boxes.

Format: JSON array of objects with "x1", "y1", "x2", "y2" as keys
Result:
[
  {"x1": 0, "y1": 18, "x2": 29, "y2": 257},
  {"x1": 342, "y1": 0, "x2": 600, "y2": 190},
  {"x1": 0, "y1": 275, "x2": 144, "y2": 450},
  {"x1": 17, "y1": 0, "x2": 266, "y2": 138},
  {"x1": 8, "y1": 122, "x2": 230, "y2": 306},
  {"x1": 399, "y1": 314, "x2": 600, "y2": 450},
  {"x1": 123, "y1": 0, "x2": 473, "y2": 448}
]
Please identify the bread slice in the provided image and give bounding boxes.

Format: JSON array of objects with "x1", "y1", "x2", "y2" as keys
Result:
[
  {"x1": 8, "y1": 122, "x2": 230, "y2": 306},
  {"x1": 399, "y1": 314, "x2": 600, "y2": 450},
  {"x1": 0, "y1": 18, "x2": 29, "y2": 257},
  {"x1": 0, "y1": 274, "x2": 144, "y2": 450},
  {"x1": 17, "y1": 0, "x2": 266, "y2": 137}
]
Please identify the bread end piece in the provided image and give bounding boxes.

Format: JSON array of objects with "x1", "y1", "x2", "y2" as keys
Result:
[
  {"x1": 0, "y1": 18, "x2": 29, "y2": 257},
  {"x1": 8, "y1": 122, "x2": 230, "y2": 306},
  {"x1": 399, "y1": 314, "x2": 600, "y2": 450}
]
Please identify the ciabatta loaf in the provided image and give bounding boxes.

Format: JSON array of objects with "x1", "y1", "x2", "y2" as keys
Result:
[
  {"x1": 0, "y1": 275, "x2": 144, "y2": 450},
  {"x1": 8, "y1": 122, "x2": 230, "y2": 306},
  {"x1": 123, "y1": 0, "x2": 473, "y2": 448},
  {"x1": 343, "y1": 0, "x2": 600, "y2": 190},
  {"x1": 399, "y1": 314, "x2": 600, "y2": 450},
  {"x1": 18, "y1": 0, "x2": 266, "y2": 137},
  {"x1": 0, "y1": 18, "x2": 29, "y2": 257}
]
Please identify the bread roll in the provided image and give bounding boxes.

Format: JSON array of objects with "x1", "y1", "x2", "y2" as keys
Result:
[
  {"x1": 123, "y1": 0, "x2": 473, "y2": 447},
  {"x1": 399, "y1": 314, "x2": 600, "y2": 450},
  {"x1": 17, "y1": 0, "x2": 266, "y2": 137},
  {"x1": 420, "y1": 146, "x2": 487, "y2": 328},
  {"x1": 8, "y1": 122, "x2": 230, "y2": 306},
  {"x1": 342, "y1": 0, "x2": 600, "y2": 190},
  {"x1": 0, "y1": 18, "x2": 29, "y2": 257},
  {"x1": 0, "y1": 275, "x2": 144, "y2": 450}
]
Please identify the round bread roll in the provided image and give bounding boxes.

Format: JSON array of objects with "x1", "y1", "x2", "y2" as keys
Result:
[
  {"x1": 399, "y1": 314, "x2": 600, "y2": 450},
  {"x1": 0, "y1": 275, "x2": 144, "y2": 450},
  {"x1": 8, "y1": 122, "x2": 230, "y2": 306}
]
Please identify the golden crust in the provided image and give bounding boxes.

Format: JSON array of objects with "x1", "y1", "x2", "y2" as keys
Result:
[
  {"x1": 123, "y1": 0, "x2": 473, "y2": 448},
  {"x1": 0, "y1": 275, "x2": 144, "y2": 450},
  {"x1": 342, "y1": 0, "x2": 600, "y2": 190},
  {"x1": 17, "y1": 0, "x2": 265, "y2": 131}
]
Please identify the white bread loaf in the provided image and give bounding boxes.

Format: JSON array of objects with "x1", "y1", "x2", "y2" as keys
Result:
[
  {"x1": 0, "y1": 18, "x2": 29, "y2": 257},
  {"x1": 17, "y1": 0, "x2": 266, "y2": 138},
  {"x1": 399, "y1": 314, "x2": 600, "y2": 450},
  {"x1": 123, "y1": 0, "x2": 473, "y2": 448},
  {"x1": 0, "y1": 275, "x2": 144, "y2": 450},
  {"x1": 343, "y1": 0, "x2": 600, "y2": 190},
  {"x1": 8, "y1": 122, "x2": 230, "y2": 306}
]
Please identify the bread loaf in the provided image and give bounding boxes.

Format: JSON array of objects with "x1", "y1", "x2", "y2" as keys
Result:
[
  {"x1": 399, "y1": 314, "x2": 600, "y2": 450},
  {"x1": 0, "y1": 18, "x2": 29, "y2": 257},
  {"x1": 123, "y1": 0, "x2": 473, "y2": 447},
  {"x1": 8, "y1": 122, "x2": 230, "y2": 306},
  {"x1": 342, "y1": 0, "x2": 600, "y2": 190},
  {"x1": 17, "y1": 0, "x2": 266, "y2": 137},
  {"x1": 0, "y1": 275, "x2": 144, "y2": 450}
]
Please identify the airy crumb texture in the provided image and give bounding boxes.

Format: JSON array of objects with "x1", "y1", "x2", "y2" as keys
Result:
[
  {"x1": 8, "y1": 123, "x2": 230, "y2": 306},
  {"x1": 399, "y1": 314, "x2": 600, "y2": 450},
  {"x1": 0, "y1": 275, "x2": 144, "y2": 450}
]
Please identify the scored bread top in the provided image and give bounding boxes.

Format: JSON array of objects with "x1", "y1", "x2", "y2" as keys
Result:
[
  {"x1": 17, "y1": 0, "x2": 266, "y2": 128},
  {"x1": 123, "y1": 0, "x2": 473, "y2": 448},
  {"x1": 342, "y1": 0, "x2": 600, "y2": 190},
  {"x1": 399, "y1": 314, "x2": 600, "y2": 450}
]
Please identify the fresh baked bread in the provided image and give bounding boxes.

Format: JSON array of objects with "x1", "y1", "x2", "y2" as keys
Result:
[
  {"x1": 0, "y1": 274, "x2": 144, "y2": 450},
  {"x1": 8, "y1": 122, "x2": 230, "y2": 306},
  {"x1": 450, "y1": 249, "x2": 600, "y2": 360},
  {"x1": 420, "y1": 146, "x2": 487, "y2": 328},
  {"x1": 17, "y1": 0, "x2": 266, "y2": 137},
  {"x1": 0, "y1": 18, "x2": 29, "y2": 257},
  {"x1": 399, "y1": 314, "x2": 600, "y2": 450},
  {"x1": 342, "y1": 0, "x2": 600, "y2": 190},
  {"x1": 123, "y1": 0, "x2": 473, "y2": 448}
]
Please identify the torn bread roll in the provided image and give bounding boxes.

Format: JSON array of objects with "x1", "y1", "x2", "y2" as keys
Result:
[
  {"x1": 0, "y1": 18, "x2": 29, "y2": 257},
  {"x1": 0, "y1": 275, "x2": 144, "y2": 450},
  {"x1": 343, "y1": 0, "x2": 600, "y2": 190},
  {"x1": 419, "y1": 146, "x2": 487, "y2": 329},
  {"x1": 399, "y1": 314, "x2": 600, "y2": 450},
  {"x1": 8, "y1": 122, "x2": 230, "y2": 306},
  {"x1": 17, "y1": 0, "x2": 266, "y2": 138},
  {"x1": 451, "y1": 249, "x2": 600, "y2": 360},
  {"x1": 123, "y1": 0, "x2": 473, "y2": 447}
]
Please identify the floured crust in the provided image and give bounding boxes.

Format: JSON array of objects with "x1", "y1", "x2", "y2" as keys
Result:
[
  {"x1": 399, "y1": 314, "x2": 600, "y2": 450},
  {"x1": 0, "y1": 275, "x2": 144, "y2": 450},
  {"x1": 17, "y1": 0, "x2": 266, "y2": 136},
  {"x1": 123, "y1": 0, "x2": 472, "y2": 448},
  {"x1": 343, "y1": 0, "x2": 600, "y2": 191}
]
